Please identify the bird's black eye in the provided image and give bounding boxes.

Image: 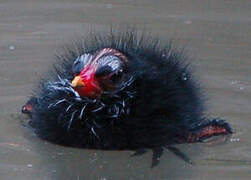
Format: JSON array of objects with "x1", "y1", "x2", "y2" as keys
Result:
[
  {"x1": 95, "y1": 65, "x2": 113, "y2": 78},
  {"x1": 72, "y1": 54, "x2": 92, "y2": 75},
  {"x1": 110, "y1": 69, "x2": 123, "y2": 84},
  {"x1": 95, "y1": 55, "x2": 125, "y2": 86}
]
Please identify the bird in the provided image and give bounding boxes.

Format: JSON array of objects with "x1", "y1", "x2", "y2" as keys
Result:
[{"x1": 22, "y1": 30, "x2": 232, "y2": 167}]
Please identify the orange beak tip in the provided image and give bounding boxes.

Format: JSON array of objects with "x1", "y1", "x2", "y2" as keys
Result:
[{"x1": 71, "y1": 76, "x2": 85, "y2": 88}]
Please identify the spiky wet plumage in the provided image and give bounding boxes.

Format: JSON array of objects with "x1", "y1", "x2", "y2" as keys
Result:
[{"x1": 25, "y1": 30, "x2": 231, "y2": 150}]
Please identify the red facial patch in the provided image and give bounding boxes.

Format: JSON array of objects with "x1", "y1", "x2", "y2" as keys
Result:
[
  {"x1": 77, "y1": 65, "x2": 103, "y2": 98},
  {"x1": 72, "y1": 48, "x2": 128, "y2": 98}
]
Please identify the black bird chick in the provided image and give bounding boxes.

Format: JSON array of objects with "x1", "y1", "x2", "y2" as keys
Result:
[{"x1": 22, "y1": 31, "x2": 232, "y2": 166}]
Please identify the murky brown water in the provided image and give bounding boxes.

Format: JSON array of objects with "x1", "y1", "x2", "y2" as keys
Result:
[{"x1": 0, "y1": 0, "x2": 250, "y2": 179}]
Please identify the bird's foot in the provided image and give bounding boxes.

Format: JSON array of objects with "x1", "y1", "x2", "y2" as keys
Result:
[
  {"x1": 130, "y1": 148, "x2": 164, "y2": 168},
  {"x1": 166, "y1": 146, "x2": 194, "y2": 165},
  {"x1": 131, "y1": 149, "x2": 148, "y2": 157},
  {"x1": 151, "y1": 147, "x2": 164, "y2": 168},
  {"x1": 131, "y1": 146, "x2": 193, "y2": 168}
]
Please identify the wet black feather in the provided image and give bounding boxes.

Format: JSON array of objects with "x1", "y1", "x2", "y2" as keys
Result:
[{"x1": 29, "y1": 30, "x2": 205, "y2": 150}]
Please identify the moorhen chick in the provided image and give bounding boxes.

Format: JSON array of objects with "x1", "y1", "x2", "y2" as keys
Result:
[{"x1": 22, "y1": 31, "x2": 232, "y2": 166}]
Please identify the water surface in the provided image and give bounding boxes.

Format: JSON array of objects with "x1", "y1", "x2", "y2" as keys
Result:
[{"x1": 0, "y1": 0, "x2": 250, "y2": 179}]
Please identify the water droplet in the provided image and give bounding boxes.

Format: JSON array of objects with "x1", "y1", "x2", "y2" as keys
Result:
[
  {"x1": 27, "y1": 164, "x2": 33, "y2": 168},
  {"x1": 230, "y1": 138, "x2": 240, "y2": 142},
  {"x1": 182, "y1": 73, "x2": 188, "y2": 81},
  {"x1": 9, "y1": 45, "x2": 15, "y2": 50},
  {"x1": 230, "y1": 80, "x2": 238, "y2": 85}
]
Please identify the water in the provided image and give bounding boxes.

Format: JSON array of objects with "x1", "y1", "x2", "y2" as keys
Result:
[{"x1": 0, "y1": 0, "x2": 250, "y2": 179}]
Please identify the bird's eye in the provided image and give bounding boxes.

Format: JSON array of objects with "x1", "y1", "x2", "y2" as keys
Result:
[
  {"x1": 95, "y1": 55, "x2": 124, "y2": 86},
  {"x1": 72, "y1": 54, "x2": 92, "y2": 75},
  {"x1": 110, "y1": 69, "x2": 123, "y2": 84},
  {"x1": 95, "y1": 65, "x2": 113, "y2": 78},
  {"x1": 95, "y1": 66, "x2": 124, "y2": 84}
]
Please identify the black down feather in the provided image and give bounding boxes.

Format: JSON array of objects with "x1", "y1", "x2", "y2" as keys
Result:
[{"x1": 23, "y1": 30, "x2": 231, "y2": 151}]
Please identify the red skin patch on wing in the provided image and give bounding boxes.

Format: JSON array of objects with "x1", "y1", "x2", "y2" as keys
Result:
[
  {"x1": 22, "y1": 104, "x2": 33, "y2": 114},
  {"x1": 186, "y1": 125, "x2": 228, "y2": 143}
]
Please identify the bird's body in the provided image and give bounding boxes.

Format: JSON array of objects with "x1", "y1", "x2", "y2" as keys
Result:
[{"x1": 22, "y1": 31, "x2": 232, "y2": 154}]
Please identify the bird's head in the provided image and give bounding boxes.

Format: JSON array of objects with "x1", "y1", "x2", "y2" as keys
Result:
[{"x1": 71, "y1": 48, "x2": 129, "y2": 98}]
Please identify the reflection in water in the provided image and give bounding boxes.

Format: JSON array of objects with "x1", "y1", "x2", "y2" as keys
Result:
[{"x1": 1, "y1": 114, "x2": 235, "y2": 179}]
